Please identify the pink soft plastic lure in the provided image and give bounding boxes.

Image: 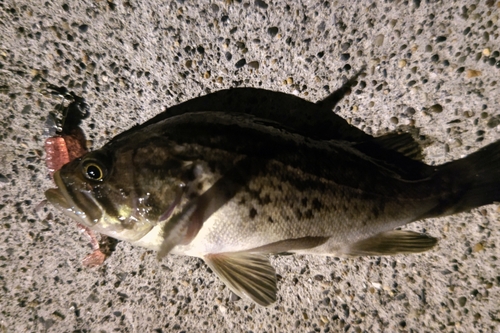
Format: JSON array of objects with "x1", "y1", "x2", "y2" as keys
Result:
[{"x1": 44, "y1": 88, "x2": 107, "y2": 267}]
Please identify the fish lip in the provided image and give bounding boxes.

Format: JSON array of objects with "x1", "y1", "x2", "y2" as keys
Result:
[
  {"x1": 45, "y1": 170, "x2": 96, "y2": 227},
  {"x1": 45, "y1": 187, "x2": 69, "y2": 210},
  {"x1": 45, "y1": 170, "x2": 73, "y2": 210}
]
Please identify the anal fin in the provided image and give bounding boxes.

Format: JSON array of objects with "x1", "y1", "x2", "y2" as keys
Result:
[
  {"x1": 345, "y1": 230, "x2": 438, "y2": 256},
  {"x1": 204, "y1": 252, "x2": 277, "y2": 306}
]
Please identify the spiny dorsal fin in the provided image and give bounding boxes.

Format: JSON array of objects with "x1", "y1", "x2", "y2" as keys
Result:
[
  {"x1": 204, "y1": 252, "x2": 277, "y2": 306},
  {"x1": 344, "y1": 230, "x2": 438, "y2": 256}
]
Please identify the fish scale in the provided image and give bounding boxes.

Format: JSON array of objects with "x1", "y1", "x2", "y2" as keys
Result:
[{"x1": 180, "y1": 160, "x2": 423, "y2": 257}]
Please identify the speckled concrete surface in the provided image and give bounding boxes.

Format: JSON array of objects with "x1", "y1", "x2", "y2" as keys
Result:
[{"x1": 1, "y1": 1, "x2": 500, "y2": 332}]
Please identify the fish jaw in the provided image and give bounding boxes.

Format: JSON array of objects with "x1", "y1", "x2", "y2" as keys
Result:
[
  {"x1": 45, "y1": 169, "x2": 155, "y2": 243},
  {"x1": 45, "y1": 170, "x2": 100, "y2": 229}
]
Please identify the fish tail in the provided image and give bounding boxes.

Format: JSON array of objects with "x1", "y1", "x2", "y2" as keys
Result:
[{"x1": 437, "y1": 140, "x2": 500, "y2": 215}]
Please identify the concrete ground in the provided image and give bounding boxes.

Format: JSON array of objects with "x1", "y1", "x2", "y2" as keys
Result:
[{"x1": 1, "y1": 0, "x2": 499, "y2": 332}]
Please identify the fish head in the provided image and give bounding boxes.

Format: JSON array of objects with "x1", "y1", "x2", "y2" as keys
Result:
[{"x1": 45, "y1": 145, "x2": 188, "y2": 243}]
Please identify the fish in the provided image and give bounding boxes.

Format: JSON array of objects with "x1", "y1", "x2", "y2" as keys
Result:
[{"x1": 45, "y1": 83, "x2": 500, "y2": 306}]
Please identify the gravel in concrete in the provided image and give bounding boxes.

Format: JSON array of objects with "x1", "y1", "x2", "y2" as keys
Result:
[{"x1": 1, "y1": 1, "x2": 499, "y2": 332}]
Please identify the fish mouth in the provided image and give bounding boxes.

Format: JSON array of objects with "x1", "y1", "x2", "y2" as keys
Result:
[{"x1": 45, "y1": 170, "x2": 102, "y2": 227}]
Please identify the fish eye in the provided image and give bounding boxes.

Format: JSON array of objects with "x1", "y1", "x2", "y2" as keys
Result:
[{"x1": 82, "y1": 160, "x2": 106, "y2": 181}]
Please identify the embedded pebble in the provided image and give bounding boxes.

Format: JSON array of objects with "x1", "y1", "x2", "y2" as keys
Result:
[
  {"x1": 374, "y1": 34, "x2": 384, "y2": 46},
  {"x1": 255, "y1": 0, "x2": 268, "y2": 9},
  {"x1": 405, "y1": 107, "x2": 416, "y2": 116},
  {"x1": 466, "y1": 69, "x2": 482, "y2": 78},
  {"x1": 340, "y1": 53, "x2": 350, "y2": 61},
  {"x1": 247, "y1": 61, "x2": 260, "y2": 69},
  {"x1": 472, "y1": 243, "x2": 484, "y2": 252},
  {"x1": 0, "y1": 174, "x2": 9, "y2": 183},
  {"x1": 429, "y1": 104, "x2": 443, "y2": 113},
  {"x1": 341, "y1": 42, "x2": 351, "y2": 51},
  {"x1": 267, "y1": 27, "x2": 279, "y2": 37},
  {"x1": 78, "y1": 24, "x2": 89, "y2": 33},
  {"x1": 235, "y1": 58, "x2": 246, "y2": 68}
]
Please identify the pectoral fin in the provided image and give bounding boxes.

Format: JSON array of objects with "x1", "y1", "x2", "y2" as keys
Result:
[
  {"x1": 157, "y1": 158, "x2": 255, "y2": 259},
  {"x1": 204, "y1": 252, "x2": 277, "y2": 306},
  {"x1": 157, "y1": 201, "x2": 198, "y2": 259},
  {"x1": 345, "y1": 230, "x2": 438, "y2": 256}
]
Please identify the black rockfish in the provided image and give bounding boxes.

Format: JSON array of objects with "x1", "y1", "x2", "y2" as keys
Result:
[{"x1": 45, "y1": 84, "x2": 500, "y2": 306}]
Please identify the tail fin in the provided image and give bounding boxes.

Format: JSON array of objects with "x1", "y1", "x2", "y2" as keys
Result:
[{"x1": 438, "y1": 140, "x2": 500, "y2": 215}]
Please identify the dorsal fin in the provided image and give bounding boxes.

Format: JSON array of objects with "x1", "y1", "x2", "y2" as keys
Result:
[
  {"x1": 352, "y1": 133, "x2": 431, "y2": 181},
  {"x1": 371, "y1": 132, "x2": 423, "y2": 160}
]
